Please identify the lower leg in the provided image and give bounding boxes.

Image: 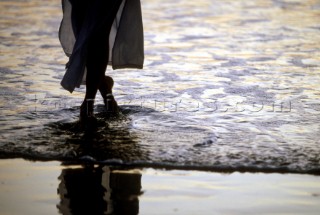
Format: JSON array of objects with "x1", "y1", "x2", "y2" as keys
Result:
[
  {"x1": 80, "y1": 57, "x2": 106, "y2": 118},
  {"x1": 81, "y1": 0, "x2": 123, "y2": 119},
  {"x1": 98, "y1": 76, "x2": 114, "y2": 99}
]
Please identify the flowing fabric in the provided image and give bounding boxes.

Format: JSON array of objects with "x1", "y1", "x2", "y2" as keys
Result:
[{"x1": 59, "y1": 0, "x2": 144, "y2": 93}]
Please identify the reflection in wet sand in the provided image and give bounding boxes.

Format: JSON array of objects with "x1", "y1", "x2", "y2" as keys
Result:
[
  {"x1": 0, "y1": 159, "x2": 319, "y2": 215},
  {"x1": 57, "y1": 166, "x2": 142, "y2": 215}
]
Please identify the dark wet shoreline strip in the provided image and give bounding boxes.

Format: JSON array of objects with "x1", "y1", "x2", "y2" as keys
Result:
[{"x1": 1, "y1": 152, "x2": 319, "y2": 175}]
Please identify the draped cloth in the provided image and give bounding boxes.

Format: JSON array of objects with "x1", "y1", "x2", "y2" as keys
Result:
[{"x1": 59, "y1": 0, "x2": 144, "y2": 93}]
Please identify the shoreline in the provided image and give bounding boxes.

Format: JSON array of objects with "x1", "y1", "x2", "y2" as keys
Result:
[{"x1": 1, "y1": 154, "x2": 319, "y2": 175}]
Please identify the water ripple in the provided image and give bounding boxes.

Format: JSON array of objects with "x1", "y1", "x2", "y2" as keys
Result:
[{"x1": 0, "y1": 0, "x2": 320, "y2": 174}]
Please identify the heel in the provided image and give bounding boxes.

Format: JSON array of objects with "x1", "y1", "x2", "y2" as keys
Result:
[{"x1": 104, "y1": 93, "x2": 119, "y2": 114}]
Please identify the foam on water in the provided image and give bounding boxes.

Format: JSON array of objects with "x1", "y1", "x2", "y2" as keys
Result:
[{"x1": 0, "y1": 103, "x2": 319, "y2": 174}]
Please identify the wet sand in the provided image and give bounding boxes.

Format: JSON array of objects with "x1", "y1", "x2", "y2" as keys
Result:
[
  {"x1": 0, "y1": 159, "x2": 319, "y2": 215},
  {"x1": 1, "y1": 0, "x2": 320, "y2": 214}
]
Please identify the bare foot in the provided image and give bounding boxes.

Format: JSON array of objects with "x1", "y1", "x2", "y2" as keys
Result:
[{"x1": 99, "y1": 76, "x2": 119, "y2": 114}]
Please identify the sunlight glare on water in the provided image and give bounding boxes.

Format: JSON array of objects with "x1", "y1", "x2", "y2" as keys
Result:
[{"x1": 0, "y1": 0, "x2": 320, "y2": 173}]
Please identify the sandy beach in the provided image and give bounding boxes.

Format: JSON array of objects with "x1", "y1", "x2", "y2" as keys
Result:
[
  {"x1": 0, "y1": 159, "x2": 319, "y2": 215},
  {"x1": 1, "y1": 0, "x2": 320, "y2": 214}
]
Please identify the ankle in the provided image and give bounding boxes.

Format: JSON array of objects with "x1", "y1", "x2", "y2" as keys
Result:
[
  {"x1": 104, "y1": 94, "x2": 119, "y2": 113},
  {"x1": 80, "y1": 99, "x2": 95, "y2": 116}
]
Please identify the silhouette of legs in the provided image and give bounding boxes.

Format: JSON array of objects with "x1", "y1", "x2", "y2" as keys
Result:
[{"x1": 80, "y1": 0, "x2": 122, "y2": 125}]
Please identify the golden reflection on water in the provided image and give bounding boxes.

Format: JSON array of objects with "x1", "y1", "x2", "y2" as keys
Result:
[
  {"x1": 0, "y1": 159, "x2": 319, "y2": 214},
  {"x1": 0, "y1": 4, "x2": 319, "y2": 215}
]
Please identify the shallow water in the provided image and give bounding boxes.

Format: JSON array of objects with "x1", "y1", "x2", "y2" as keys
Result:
[{"x1": 0, "y1": 0, "x2": 320, "y2": 173}]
